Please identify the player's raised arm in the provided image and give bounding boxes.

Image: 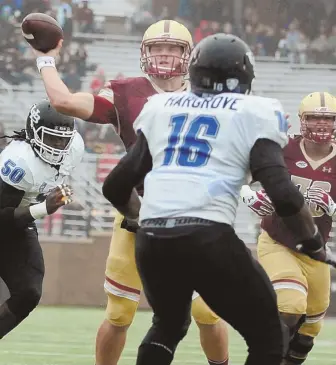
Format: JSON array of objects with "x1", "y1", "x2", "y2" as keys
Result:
[{"x1": 30, "y1": 41, "x2": 114, "y2": 124}]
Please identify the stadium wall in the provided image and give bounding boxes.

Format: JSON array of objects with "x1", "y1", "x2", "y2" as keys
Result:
[{"x1": 1, "y1": 235, "x2": 336, "y2": 316}]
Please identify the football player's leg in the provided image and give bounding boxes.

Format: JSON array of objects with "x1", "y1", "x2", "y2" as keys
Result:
[
  {"x1": 191, "y1": 293, "x2": 229, "y2": 365},
  {"x1": 135, "y1": 229, "x2": 193, "y2": 365},
  {"x1": 257, "y1": 231, "x2": 308, "y2": 338},
  {"x1": 0, "y1": 228, "x2": 44, "y2": 339},
  {"x1": 96, "y1": 212, "x2": 142, "y2": 365},
  {"x1": 195, "y1": 227, "x2": 285, "y2": 365},
  {"x1": 284, "y1": 258, "x2": 330, "y2": 365}
]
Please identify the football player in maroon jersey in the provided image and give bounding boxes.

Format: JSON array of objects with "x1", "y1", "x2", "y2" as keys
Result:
[
  {"x1": 241, "y1": 91, "x2": 336, "y2": 364},
  {"x1": 29, "y1": 19, "x2": 229, "y2": 365}
]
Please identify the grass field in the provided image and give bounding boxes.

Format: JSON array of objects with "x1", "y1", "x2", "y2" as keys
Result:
[{"x1": 1, "y1": 307, "x2": 336, "y2": 365}]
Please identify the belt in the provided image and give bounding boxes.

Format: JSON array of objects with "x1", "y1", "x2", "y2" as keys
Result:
[{"x1": 141, "y1": 217, "x2": 214, "y2": 228}]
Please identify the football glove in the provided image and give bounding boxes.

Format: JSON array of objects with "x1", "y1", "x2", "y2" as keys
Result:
[
  {"x1": 241, "y1": 186, "x2": 274, "y2": 217},
  {"x1": 121, "y1": 217, "x2": 139, "y2": 233},
  {"x1": 296, "y1": 227, "x2": 336, "y2": 268},
  {"x1": 306, "y1": 187, "x2": 336, "y2": 216}
]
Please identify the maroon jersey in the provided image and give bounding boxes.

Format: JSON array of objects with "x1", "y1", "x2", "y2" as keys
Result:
[
  {"x1": 261, "y1": 135, "x2": 336, "y2": 249},
  {"x1": 88, "y1": 77, "x2": 157, "y2": 150}
]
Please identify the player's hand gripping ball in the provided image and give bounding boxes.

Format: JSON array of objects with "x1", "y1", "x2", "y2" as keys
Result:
[{"x1": 21, "y1": 13, "x2": 63, "y2": 53}]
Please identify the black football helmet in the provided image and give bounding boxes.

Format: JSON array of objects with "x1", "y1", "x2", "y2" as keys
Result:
[
  {"x1": 26, "y1": 100, "x2": 76, "y2": 165},
  {"x1": 189, "y1": 33, "x2": 255, "y2": 95}
]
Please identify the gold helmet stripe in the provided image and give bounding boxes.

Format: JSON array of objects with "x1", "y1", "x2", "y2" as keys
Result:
[
  {"x1": 320, "y1": 92, "x2": 325, "y2": 107},
  {"x1": 164, "y1": 20, "x2": 170, "y2": 33}
]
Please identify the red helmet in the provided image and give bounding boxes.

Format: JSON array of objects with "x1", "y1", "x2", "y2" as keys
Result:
[
  {"x1": 299, "y1": 92, "x2": 336, "y2": 143},
  {"x1": 140, "y1": 20, "x2": 193, "y2": 79}
]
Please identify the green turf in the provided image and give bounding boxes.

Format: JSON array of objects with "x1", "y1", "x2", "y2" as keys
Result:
[{"x1": 1, "y1": 307, "x2": 335, "y2": 364}]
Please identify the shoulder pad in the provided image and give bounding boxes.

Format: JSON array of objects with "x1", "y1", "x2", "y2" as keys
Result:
[
  {"x1": 61, "y1": 133, "x2": 85, "y2": 175},
  {"x1": 0, "y1": 143, "x2": 34, "y2": 191}
]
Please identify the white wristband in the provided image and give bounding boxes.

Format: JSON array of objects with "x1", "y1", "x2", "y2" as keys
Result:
[
  {"x1": 29, "y1": 201, "x2": 48, "y2": 220},
  {"x1": 36, "y1": 56, "x2": 56, "y2": 73}
]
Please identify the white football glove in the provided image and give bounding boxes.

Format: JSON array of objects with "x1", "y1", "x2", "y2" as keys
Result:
[
  {"x1": 306, "y1": 187, "x2": 336, "y2": 217},
  {"x1": 240, "y1": 185, "x2": 274, "y2": 217}
]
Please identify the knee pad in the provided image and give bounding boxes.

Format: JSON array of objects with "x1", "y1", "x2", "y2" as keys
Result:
[
  {"x1": 8, "y1": 287, "x2": 41, "y2": 320},
  {"x1": 286, "y1": 333, "x2": 314, "y2": 364},
  {"x1": 105, "y1": 293, "x2": 139, "y2": 327},
  {"x1": 275, "y1": 287, "x2": 307, "y2": 316},
  {"x1": 191, "y1": 296, "x2": 220, "y2": 325},
  {"x1": 142, "y1": 313, "x2": 191, "y2": 354}
]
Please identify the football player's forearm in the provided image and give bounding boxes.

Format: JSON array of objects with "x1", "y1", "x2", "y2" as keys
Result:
[
  {"x1": 114, "y1": 189, "x2": 141, "y2": 220},
  {"x1": 40, "y1": 67, "x2": 94, "y2": 120},
  {"x1": 280, "y1": 204, "x2": 319, "y2": 244},
  {"x1": 0, "y1": 206, "x2": 34, "y2": 229},
  {"x1": 250, "y1": 138, "x2": 318, "y2": 242}
]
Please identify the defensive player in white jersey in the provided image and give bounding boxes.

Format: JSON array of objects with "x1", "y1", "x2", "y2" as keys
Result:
[
  {"x1": 0, "y1": 100, "x2": 84, "y2": 339},
  {"x1": 99, "y1": 34, "x2": 333, "y2": 365}
]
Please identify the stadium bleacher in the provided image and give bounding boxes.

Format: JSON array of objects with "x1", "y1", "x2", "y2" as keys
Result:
[{"x1": 1, "y1": 35, "x2": 336, "y2": 244}]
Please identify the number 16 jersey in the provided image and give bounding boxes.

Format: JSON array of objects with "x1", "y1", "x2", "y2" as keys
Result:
[
  {"x1": 261, "y1": 135, "x2": 336, "y2": 247},
  {"x1": 134, "y1": 91, "x2": 288, "y2": 225}
]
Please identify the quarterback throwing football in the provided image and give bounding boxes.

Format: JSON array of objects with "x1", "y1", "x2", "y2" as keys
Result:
[{"x1": 29, "y1": 19, "x2": 229, "y2": 365}]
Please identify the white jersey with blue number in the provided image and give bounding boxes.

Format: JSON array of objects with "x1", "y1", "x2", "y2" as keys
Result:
[
  {"x1": 134, "y1": 91, "x2": 288, "y2": 225},
  {"x1": 0, "y1": 132, "x2": 84, "y2": 207}
]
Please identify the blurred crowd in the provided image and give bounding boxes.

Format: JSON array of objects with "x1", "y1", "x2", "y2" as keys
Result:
[
  {"x1": 129, "y1": 0, "x2": 336, "y2": 64},
  {"x1": 2, "y1": 0, "x2": 336, "y2": 157},
  {"x1": 0, "y1": 0, "x2": 97, "y2": 90}
]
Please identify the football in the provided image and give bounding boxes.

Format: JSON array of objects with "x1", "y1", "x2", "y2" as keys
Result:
[{"x1": 21, "y1": 13, "x2": 63, "y2": 53}]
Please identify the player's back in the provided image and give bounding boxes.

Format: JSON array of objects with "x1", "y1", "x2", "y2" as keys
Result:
[{"x1": 135, "y1": 91, "x2": 288, "y2": 225}]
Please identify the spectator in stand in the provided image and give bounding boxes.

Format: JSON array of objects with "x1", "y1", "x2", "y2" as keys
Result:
[
  {"x1": 62, "y1": 63, "x2": 82, "y2": 92},
  {"x1": 310, "y1": 30, "x2": 329, "y2": 63},
  {"x1": 244, "y1": 23, "x2": 258, "y2": 53},
  {"x1": 90, "y1": 68, "x2": 106, "y2": 95},
  {"x1": 286, "y1": 20, "x2": 301, "y2": 63},
  {"x1": 296, "y1": 32, "x2": 308, "y2": 64},
  {"x1": 76, "y1": 0, "x2": 94, "y2": 33},
  {"x1": 275, "y1": 29, "x2": 288, "y2": 59},
  {"x1": 262, "y1": 26, "x2": 277, "y2": 56},
  {"x1": 193, "y1": 20, "x2": 212, "y2": 44},
  {"x1": 327, "y1": 25, "x2": 336, "y2": 62},
  {"x1": 222, "y1": 21, "x2": 232, "y2": 34},
  {"x1": 57, "y1": 0, "x2": 73, "y2": 44},
  {"x1": 21, "y1": 0, "x2": 50, "y2": 17},
  {"x1": 72, "y1": 42, "x2": 88, "y2": 77}
]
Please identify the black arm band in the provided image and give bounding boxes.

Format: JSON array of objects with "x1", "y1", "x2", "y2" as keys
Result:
[
  {"x1": 103, "y1": 131, "x2": 152, "y2": 207},
  {"x1": 250, "y1": 139, "x2": 305, "y2": 217}
]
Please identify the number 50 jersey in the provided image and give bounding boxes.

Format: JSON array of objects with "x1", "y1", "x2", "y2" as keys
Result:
[{"x1": 134, "y1": 91, "x2": 288, "y2": 225}]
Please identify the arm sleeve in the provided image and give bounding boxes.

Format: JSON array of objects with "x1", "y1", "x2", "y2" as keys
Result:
[
  {"x1": 86, "y1": 82, "x2": 118, "y2": 125},
  {"x1": 102, "y1": 131, "x2": 152, "y2": 208},
  {"x1": 250, "y1": 138, "x2": 304, "y2": 217},
  {"x1": 0, "y1": 178, "x2": 35, "y2": 228}
]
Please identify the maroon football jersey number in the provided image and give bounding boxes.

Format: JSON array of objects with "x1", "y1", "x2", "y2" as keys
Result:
[{"x1": 291, "y1": 175, "x2": 331, "y2": 217}]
